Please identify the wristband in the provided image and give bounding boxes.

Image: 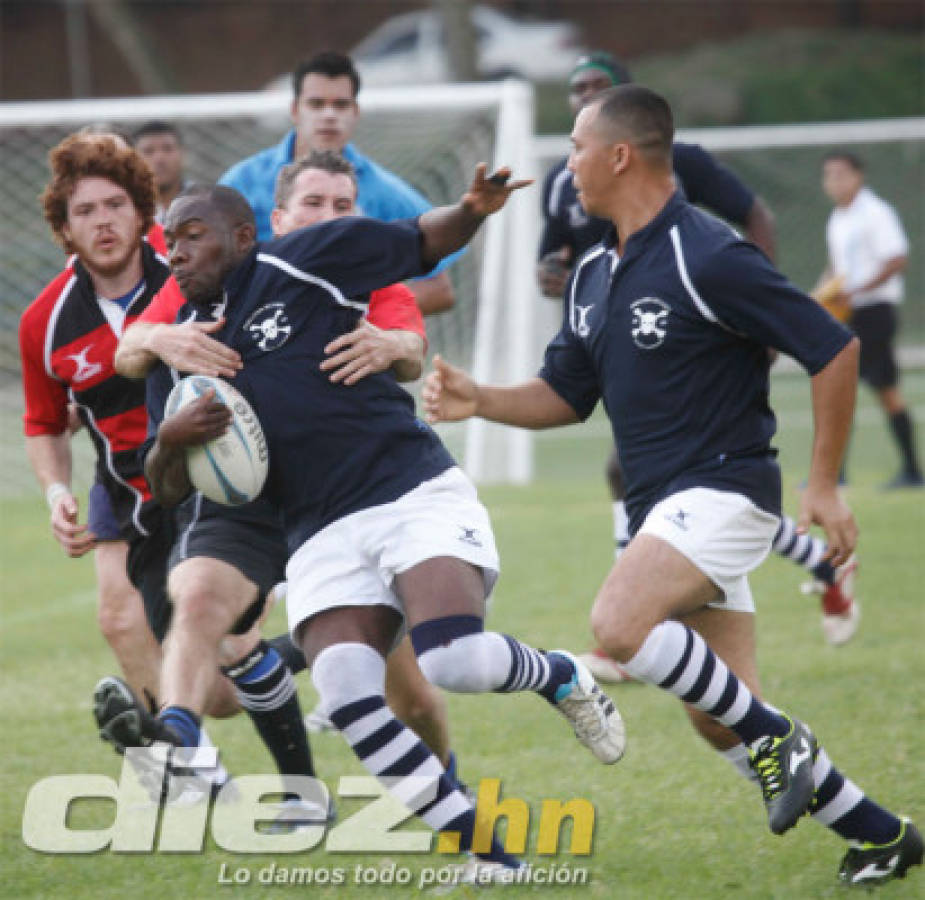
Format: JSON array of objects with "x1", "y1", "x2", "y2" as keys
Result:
[{"x1": 45, "y1": 482, "x2": 70, "y2": 510}]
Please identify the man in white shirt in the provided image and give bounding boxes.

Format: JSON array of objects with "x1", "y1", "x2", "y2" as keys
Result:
[{"x1": 821, "y1": 151, "x2": 922, "y2": 488}]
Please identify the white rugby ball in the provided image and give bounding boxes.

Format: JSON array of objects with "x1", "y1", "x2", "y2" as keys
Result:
[{"x1": 164, "y1": 375, "x2": 268, "y2": 506}]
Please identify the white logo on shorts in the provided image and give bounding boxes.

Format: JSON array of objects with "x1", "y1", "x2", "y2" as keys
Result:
[{"x1": 458, "y1": 526, "x2": 482, "y2": 547}]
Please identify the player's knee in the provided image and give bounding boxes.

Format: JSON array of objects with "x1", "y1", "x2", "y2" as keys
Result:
[
  {"x1": 96, "y1": 584, "x2": 146, "y2": 648},
  {"x1": 168, "y1": 571, "x2": 231, "y2": 633},
  {"x1": 589, "y1": 602, "x2": 638, "y2": 663},
  {"x1": 411, "y1": 615, "x2": 497, "y2": 693}
]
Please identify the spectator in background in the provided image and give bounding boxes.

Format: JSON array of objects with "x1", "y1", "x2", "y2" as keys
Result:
[
  {"x1": 820, "y1": 151, "x2": 923, "y2": 488},
  {"x1": 134, "y1": 121, "x2": 190, "y2": 224},
  {"x1": 220, "y1": 51, "x2": 457, "y2": 315}
]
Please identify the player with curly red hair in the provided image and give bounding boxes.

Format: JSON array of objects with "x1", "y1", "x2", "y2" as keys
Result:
[{"x1": 20, "y1": 133, "x2": 172, "y2": 707}]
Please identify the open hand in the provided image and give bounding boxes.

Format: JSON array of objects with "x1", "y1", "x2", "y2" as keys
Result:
[
  {"x1": 321, "y1": 321, "x2": 401, "y2": 385},
  {"x1": 797, "y1": 483, "x2": 857, "y2": 567},
  {"x1": 150, "y1": 319, "x2": 242, "y2": 377},
  {"x1": 422, "y1": 354, "x2": 478, "y2": 423},
  {"x1": 462, "y1": 164, "x2": 533, "y2": 218}
]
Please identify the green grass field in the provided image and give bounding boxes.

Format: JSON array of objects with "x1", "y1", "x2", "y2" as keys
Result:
[{"x1": 1, "y1": 372, "x2": 923, "y2": 898}]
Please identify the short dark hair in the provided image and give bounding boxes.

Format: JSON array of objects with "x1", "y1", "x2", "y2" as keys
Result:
[
  {"x1": 592, "y1": 84, "x2": 674, "y2": 165},
  {"x1": 174, "y1": 184, "x2": 256, "y2": 232},
  {"x1": 823, "y1": 150, "x2": 865, "y2": 172},
  {"x1": 292, "y1": 51, "x2": 361, "y2": 99},
  {"x1": 570, "y1": 51, "x2": 632, "y2": 86},
  {"x1": 274, "y1": 150, "x2": 357, "y2": 209},
  {"x1": 133, "y1": 120, "x2": 182, "y2": 145}
]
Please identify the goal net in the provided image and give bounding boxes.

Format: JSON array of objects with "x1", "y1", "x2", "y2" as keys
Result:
[{"x1": 0, "y1": 80, "x2": 538, "y2": 500}]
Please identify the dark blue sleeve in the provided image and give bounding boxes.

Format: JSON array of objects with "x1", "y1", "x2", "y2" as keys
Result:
[
  {"x1": 538, "y1": 162, "x2": 576, "y2": 259},
  {"x1": 673, "y1": 143, "x2": 755, "y2": 226},
  {"x1": 140, "y1": 364, "x2": 173, "y2": 467},
  {"x1": 264, "y1": 216, "x2": 426, "y2": 297},
  {"x1": 694, "y1": 240, "x2": 854, "y2": 375},
  {"x1": 537, "y1": 275, "x2": 601, "y2": 419}
]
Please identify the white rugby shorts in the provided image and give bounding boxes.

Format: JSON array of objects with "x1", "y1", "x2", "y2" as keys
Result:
[
  {"x1": 286, "y1": 466, "x2": 500, "y2": 635},
  {"x1": 638, "y1": 487, "x2": 780, "y2": 613}
]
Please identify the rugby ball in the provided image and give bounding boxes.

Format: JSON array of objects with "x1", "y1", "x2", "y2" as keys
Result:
[{"x1": 164, "y1": 375, "x2": 268, "y2": 505}]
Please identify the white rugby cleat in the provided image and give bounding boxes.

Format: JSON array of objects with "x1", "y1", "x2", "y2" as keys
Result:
[{"x1": 549, "y1": 650, "x2": 626, "y2": 764}]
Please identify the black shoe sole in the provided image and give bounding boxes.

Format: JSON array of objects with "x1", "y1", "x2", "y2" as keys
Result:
[{"x1": 93, "y1": 678, "x2": 146, "y2": 753}]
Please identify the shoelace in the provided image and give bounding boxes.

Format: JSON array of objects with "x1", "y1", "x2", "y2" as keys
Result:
[{"x1": 750, "y1": 738, "x2": 784, "y2": 799}]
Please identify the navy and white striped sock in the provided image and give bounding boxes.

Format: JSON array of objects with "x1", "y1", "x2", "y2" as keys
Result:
[
  {"x1": 313, "y1": 642, "x2": 517, "y2": 866},
  {"x1": 810, "y1": 748, "x2": 902, "y2": 845},
  {"x1": 622, "y1": 621, "x2": 790, "y2": 745},
  {"x1": 223, "y1": 640, "x2": 315, "y2": 778},
  {"x1": 773, "y1": 516, "x2": 835, "y2": 585},
  {"x1": 411, "y1": 615, "x2": 573, "y2": 702},
  {"x1": 497, "y1": 635, "x2": 575, "y2": 702}
]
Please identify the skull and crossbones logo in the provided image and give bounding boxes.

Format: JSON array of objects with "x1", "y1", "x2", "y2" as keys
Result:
[
  {"x1": 244, "y1": 303, "x2": 292, "y2": 351},
  {"x1": 630, "y1": 298, "x2": 670, "y2": 349}
]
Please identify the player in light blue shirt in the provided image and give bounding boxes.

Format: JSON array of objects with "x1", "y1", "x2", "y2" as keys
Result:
[{"x1": 220, "y1": 51, "x2": 460, "y2": 316}]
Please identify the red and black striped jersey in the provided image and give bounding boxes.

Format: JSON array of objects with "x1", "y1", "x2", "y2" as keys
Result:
[{"x1": 19, "y1": 241, "x2": 170, "y2": 540}]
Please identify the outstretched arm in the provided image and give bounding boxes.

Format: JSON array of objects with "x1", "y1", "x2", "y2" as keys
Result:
[
  {"x1": 116, "y1": 320, "x2": 243, "y2": 379},
  {"x1": 422, "y1": 355, "x2": 579, "y2": 429},
  {"x1": 798, "y1": 337, "x2": 860, "y2": 565},
  {"x1": 407, "y1": 271, "x2": 455, "y2": 316},
  {"x1": 418, "y1": 164, "x2": 532, "y2": 270}
]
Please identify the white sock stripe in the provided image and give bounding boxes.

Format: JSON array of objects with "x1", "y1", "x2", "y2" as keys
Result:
[
  {"x1": 804, "y1": 537, "x2": 827, "y2": 571},
  {"x1": 360, "y1": 727, "x2": 421, "y2": 774},
  {"x1": 385, "y1": 760, "x2": 446, "y2": 809},
  {"x1": 773, "y1": 516, "x2": 796, "y2": 552},
  {"x1": 420, "y1": 792, "x2": 472, "y2": 832},
  {"x1": 339, "y1": 705, "x2": 393, "y2": 745},
  {"x1": 812, "y1": 780, "x2": 865, "y2": 826},
  {"x1": 813, "y1": 748, "x2": 833, "y2": 786},
  {"x1": 624, "y1": 621, "x2": 689, "y2": 684},
  {"x1": 672, "y1": 632, "x2": 708, "y2": 697},
  {"x1": 697, "y1": 657, "x2": 730, "y2": 711},
  {"x1": 235, "y1": 672, "x2": 296, "y2": 711},
  {"x1": 717, "y1": 685, "x2": 752, "y2": 727}
]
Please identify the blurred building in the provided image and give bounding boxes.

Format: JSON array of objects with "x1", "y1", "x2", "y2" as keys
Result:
[{"x1": 2, "y1": 0, "x2": 921, "y2": 100}]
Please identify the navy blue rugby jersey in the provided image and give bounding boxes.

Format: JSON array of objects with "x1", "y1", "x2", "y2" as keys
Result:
[
  {"x1": 539, "y1": 142, "x2": 755, "y2": 260},
  {"x1": 146, "y1": 215, "x2": 455, "y2": 554},
  {"x1": 144, "y1": 301, "x2": 289, "y2": 546},
  {"x1": 538, "y1": 192, "x2": 853, "y2": 534}
]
